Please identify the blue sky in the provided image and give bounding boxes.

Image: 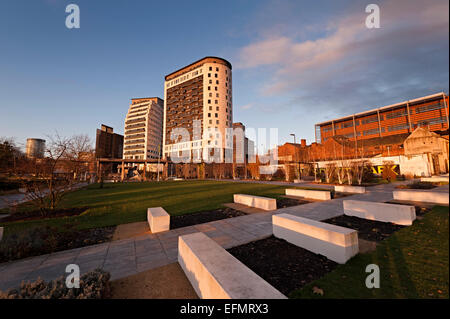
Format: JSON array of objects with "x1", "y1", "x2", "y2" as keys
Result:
[{"x1": 0, "y1": 0, "x2": 448, "y2": 150}]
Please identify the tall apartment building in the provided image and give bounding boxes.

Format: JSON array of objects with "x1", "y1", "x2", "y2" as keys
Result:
[
  {"x1": 123, "y1": 97, "x2": 164, "y2": 160},
  {"x1": 95, "y1": 124, "x2": 123, "y2": 159},
  {"x1": 163, "y1": 57, "x2": 233, "y2": 162},
  {"x1": 315, "y1": 92, "x2": 449, "y2": 143}
]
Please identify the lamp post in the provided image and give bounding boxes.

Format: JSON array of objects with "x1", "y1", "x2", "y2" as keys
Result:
[{"x1": 290, "y1": 133, "x2": 300, "y2": 181}]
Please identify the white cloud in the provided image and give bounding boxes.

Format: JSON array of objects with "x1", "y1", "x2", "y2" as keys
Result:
[
  {"x1": 236, "y1": 0, "x2": 449, "y2": 112},
  {"x1": 241, "y1": 103, "x2": 254, "y2": 110}
]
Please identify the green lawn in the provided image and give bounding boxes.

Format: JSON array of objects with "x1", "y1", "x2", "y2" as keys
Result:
[
  {"x1": 290, "y1": 205, "x2": 449, "y2": 299},
  {"x1": 0, "y1": 180, "x2": 286, "y2": 235}
]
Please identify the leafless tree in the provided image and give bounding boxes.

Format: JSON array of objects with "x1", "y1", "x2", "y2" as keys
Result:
[{"x1": 22, "y1": 133, "x2": 93, "y2": 216}]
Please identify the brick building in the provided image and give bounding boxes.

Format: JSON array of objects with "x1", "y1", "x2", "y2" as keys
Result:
[
  {"x1": 95, "y1": 124, "x2": 123, "y2": 159},
  {"x1": 315, "y1": 92, "x2": 449, "y2": 144}
]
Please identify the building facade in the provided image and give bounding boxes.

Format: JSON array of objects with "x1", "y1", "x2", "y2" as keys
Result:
[
  {"x1": 123, "y1": 97, "x2": 164, "y2": 160},
  {"x1": 163, "y1": 57, "x2": 233, "y2": 162},
  {"x1": 315, "y1": 92, "x2": 449, "y2": 143},
  {"x1": 26, "y1": 138, "x2": 46, "y2": 159},
  {"x1": 95, "y1": 124, "x2": 124, "y2": 159}
]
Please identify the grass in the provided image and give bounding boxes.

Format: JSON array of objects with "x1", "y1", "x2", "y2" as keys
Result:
[
  {"x1": 289, "y1": 205, "x2": 449, "y2": 299},
  {"x1": 0, "y1": 180, "x2": 286, "y2": 235}
]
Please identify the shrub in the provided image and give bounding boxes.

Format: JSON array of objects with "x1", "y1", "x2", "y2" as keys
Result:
[{"x1": 0, "y1": 269, "x2": 110, "y2": 299}]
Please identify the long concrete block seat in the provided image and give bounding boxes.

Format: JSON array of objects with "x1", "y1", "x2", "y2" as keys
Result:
[
  {"x1": 393, "y1": 190, "x2": 449, "y2": 205},
  {"x1": 334, "y1": 185, "x2": 365, "y2": 194},
  {"x1": 178, "y1": 232, "x2": 286, "y2": 299},
  {"x1": 343, "y1": 200, "x2": 416, "y2": 226},
  {"x1": 273, "y1": 214, "x2": 358, "y2": 264},
  {"x1": 147, "y1": 207, "x2": 170, "y2": 233},
  {"x1": 420, "y1": 176, "x2": 449, "y2": 183},
  {"x1": 285, "y1": 188, "x2": 331, "y2": 200},
  {"x1": 233, "y1": 194, "x2": 276, "y2": 211}
]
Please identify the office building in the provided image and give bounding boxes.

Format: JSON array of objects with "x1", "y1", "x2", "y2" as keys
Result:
[{"x1": 123, "y1": 97, "x2": 164, "y2": 160}]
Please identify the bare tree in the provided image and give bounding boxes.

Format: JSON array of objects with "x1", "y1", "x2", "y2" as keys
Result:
[{"x1": 22, "y1": 133, "x2": 93, "y2": 216}]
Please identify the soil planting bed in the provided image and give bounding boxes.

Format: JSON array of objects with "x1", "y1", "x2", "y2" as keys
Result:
[
  {"x1": 396, "y1": 182, "x2": 437, "y2": 190},
  {"x1": 0, "y1": 226, "x2": 115, "y2": 263},
  {"x1": 332, "y1": 192, "x2": 351, "y2": 199},
  {"x1": 171, "y1": 207, "x2": 246, "y2": 229},
  {"x1": 227, "y1": 236, "x2": 338, "y2": 296},
  {"x1": 0, "y1": 207, "x2": 88, "y2": 222},
  {"x1": 277, "y1": 197, "x2": 310, "y2": 208},
  {"x1": 323, "y1": 215, "x2": 404, "y2": 242}
]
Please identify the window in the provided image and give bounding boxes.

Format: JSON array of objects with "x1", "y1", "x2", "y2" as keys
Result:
[
  {"x1": 216, "y1": 67, "x2": 219, "y2": 71},
  {"x1": 209, "y1": 80, "x2": 212, "y2": 84},
  {"x1": 417, "y1": 116, "x2": 446, "y2": 126},
  {"x1": 388, "y1": 124, "x2": 409, "y2": 132},
  {"x1": 361, "y1": 115, "x2": 380, "y2": 124},
  {"x1": 216, "y1": 93, "x2": 219, "y2": 97},
  {"x1": 386, "y1": 109, "x2": 407, "y2": 119},
  {"x1": 340, "y1": 122, "x2": 353, "y2": 128},
  {"x1": 208, "y1": 73, "x2": 211, "y2": 77},
  {"x1": 216, "y1": 120, "x2": 219, "y2": 124},
  {"x1": 215, "y1": 100, "x2": 218, "y2": 104},
  {"x1": 208, "y1": 99, "x2": 211, "y2": 104},
  {"x1": 215, "y1": 87, "x2": 218, "y2": 91},
  {"x1": 215, "y1": 113, "x2": 218, "y2": 118},
  {"x1": 209, "y1": 93, "x2": 212, "y2": 97},
  {"x1": 363, "y1": 128, "x2": 383, "y2": 136},
  {"x1": 208, "y1": 86, "x2": 211, "y2": 90},
  {"x1": 209, "y1": 106, "x2": 212, "y2": 110},
  {"x1": 208, "y1": 113, "x2": 211, "y2": 117},
  {"x1": 415, "y1": 102, "x2": 443, "y2": 114},
  {"x1": 216, "y1": 80, "x2": 219, "y2": 84},
  {"x1": 216, "y1": 106, "x2": 219, "y2": 111},
  {"x1": 215, "y1": 74, "x2": 218, "y2": 78},
  {"x1": 209, "y1": 120, "x2": 212, "y2": 124},
  {"x1": 209, "y1": 66, "x2": 212, "y2": 71}
]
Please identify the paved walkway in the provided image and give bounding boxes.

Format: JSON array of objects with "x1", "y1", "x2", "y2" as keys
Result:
[{"x1": 0, "y1": 181, "x2": 445, "y2": 291}]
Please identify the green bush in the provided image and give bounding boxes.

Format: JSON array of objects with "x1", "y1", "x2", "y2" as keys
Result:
[{"x1": 0, "y1": 269, "x2": 110, "y2": 299}]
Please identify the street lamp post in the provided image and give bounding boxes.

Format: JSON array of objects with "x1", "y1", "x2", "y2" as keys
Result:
[{"x1": 290, "y1": 133, "x2": 300, "y2": 181}]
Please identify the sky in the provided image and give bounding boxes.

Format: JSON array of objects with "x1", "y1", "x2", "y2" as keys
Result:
[{"x1": 0, "y1": 0, "x2": 448, "y2": 150}]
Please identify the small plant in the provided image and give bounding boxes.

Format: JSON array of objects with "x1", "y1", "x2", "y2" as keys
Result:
[{"x1": 0, "y1": 269, "x2": 110, "y2": 299}]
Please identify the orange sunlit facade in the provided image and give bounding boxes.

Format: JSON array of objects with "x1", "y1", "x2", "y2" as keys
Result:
[{"x1": 315, "y1": 92, "x2": 449, "y2": 143}]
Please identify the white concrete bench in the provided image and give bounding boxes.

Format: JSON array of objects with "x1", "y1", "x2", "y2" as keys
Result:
[
  {"x1": 233, "y1": 194, "x2": 276, "y2": 211},
  {"x1": 344, "y1": 200, "x2": 416, "y2": 226},
  {"x1": 334, "y1": 185, "x2": 365, "y2": 194},
  {"x1": 420, "y1": 176, "x2": 449, "y2": 183},
  {"x1": 178, "y1": 232, "x2": 286, "y2": 299},
  {"x1": 393, "y1": 190, "x2": 449, "y2": 205},
  {"x1": 147, "y1": 207, "x2": 170, "y2": 233},
  {"x1": 285, "y1": 188, "x2": 331, "y2": 200},
  {"x1": 0, "y1": 227, "x2": 3, "y2": 241},
  {"x1": 273, "y1": 214, "x2": 358, "y2": 264}
]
